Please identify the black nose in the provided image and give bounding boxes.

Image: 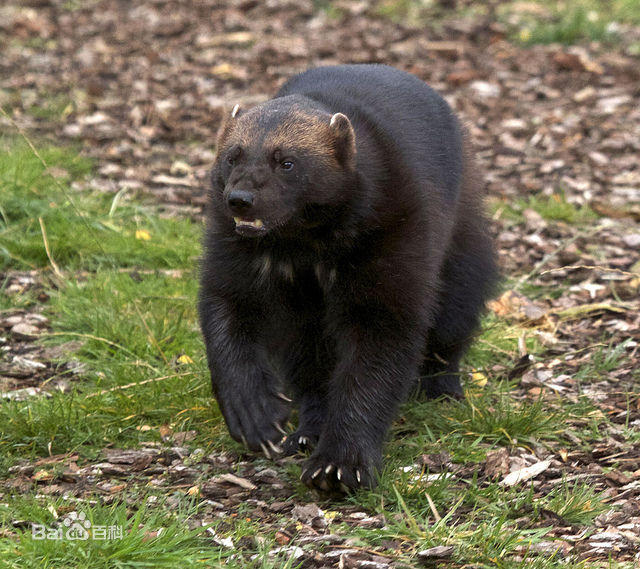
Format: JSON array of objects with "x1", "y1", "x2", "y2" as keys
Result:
[{"x1": 227, "y1": 189, "x2": 254, "y2": 213}]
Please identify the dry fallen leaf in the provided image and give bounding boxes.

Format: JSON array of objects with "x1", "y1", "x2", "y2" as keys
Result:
[
  {"x1": 487, "y1": 290, "x2": 552, "y2": 326},
  {"x1": 469, "y1": 369, "x2": 488, "y2": 387},
  {"x1": 135, "y1": 229, "x2": 151, "y2": 241}
]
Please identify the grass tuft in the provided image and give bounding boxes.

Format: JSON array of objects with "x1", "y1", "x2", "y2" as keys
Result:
[{"x1": 540, "y1": 479, "x2": 608, "y2": 524}]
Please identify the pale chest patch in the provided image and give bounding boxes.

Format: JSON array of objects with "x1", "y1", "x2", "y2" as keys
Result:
[
  {"x1": 253, "y1": 254, "x2": 272, "y2": 283},
  {"x1": 252, "y1": 255, "x2": 335, "y2": 290},
  {"x1": 314, "y1": 263, "x2": 336, "y2": 292},
  {"x1": 252, "y1": 254, "x2": 295, "y2": 284}
]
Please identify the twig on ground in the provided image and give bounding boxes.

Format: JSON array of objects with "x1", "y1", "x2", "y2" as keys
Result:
[
  {"x1": 540, "y1": 264, "x2": 640, "y2": 278},
  {"x1": 514, "y1": 225, "x2": 605, "y2": 291},
  {"x1": 44, "y1": 331, "x2": 144, "y2": 362},
  {"x1": 38, "y1": 217, "x2": 63, "y2": 279},
  {"x1": 85, "y1": 371, "x2": 193, "y2": 398},
  {"x1": 133, "y1": 301, "x2": 170, "y2": 366}
]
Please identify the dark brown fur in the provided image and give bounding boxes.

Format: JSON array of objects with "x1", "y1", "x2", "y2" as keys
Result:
[{"x1": 199, "y1": 64, "x2": 498, "y2": 493}]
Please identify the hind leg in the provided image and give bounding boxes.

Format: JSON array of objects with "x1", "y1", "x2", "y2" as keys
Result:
[
  {"x1": 420, "y1": 344, "x2": 466, "y2": 399},
  {"x1": 420, "y1": 228, "x2": 497, "y2": 399},
  {"x1": 276, "y1": 323, "x2": 334, "y2": 456},
  {"x1": 282, "y1": 390, "x2": 327, "y2": 455}
]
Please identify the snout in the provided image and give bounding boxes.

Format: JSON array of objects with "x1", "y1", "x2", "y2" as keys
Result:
[
  {"x1": 225, "y1": 189, "x2": 266, "y2": 236},
  {"x1": 227, "y1": 189, "x2": 255, "y2": 215}
]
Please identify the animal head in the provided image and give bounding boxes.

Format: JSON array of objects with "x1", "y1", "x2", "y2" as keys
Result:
[{"x1": 211, "y1": 95, "x2": 356, "y2": 237}]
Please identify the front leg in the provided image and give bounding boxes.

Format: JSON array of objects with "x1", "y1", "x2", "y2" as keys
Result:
[
  {"x1": 198, "y1": 293, "x2": 290, "y2": 456},
  {"x1": 301, "y1": 301, "x2": 426, "y2": 492}
]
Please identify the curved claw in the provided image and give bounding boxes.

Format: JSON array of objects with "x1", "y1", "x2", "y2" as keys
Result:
[
  {"x1": 337, "y1": 468, "x2": 343, "y2": 482},
  {"x1": 356, "y1": 469, "x2": 361, "y2": 484},
  {"x1": 259, "y1": 443, "x2": 271, "y2": 459},
  {"x1": 273, "y1": 422, "x2": 287, "y2": 435},
  {"x1": 277, "y1": 392, "x2": 292, "y2": 403},
  {"x1": 324, "y1": 464, "x2": 335, "y2": 475},
  {"x1": 267, "y1": 440, "x2": 282, "y2": 454}
]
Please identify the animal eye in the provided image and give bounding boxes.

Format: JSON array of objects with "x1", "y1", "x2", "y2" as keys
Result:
[
  {"x1": 226, "y1": 147, "x2": 242, "y2": 166},
  {"x1": 281, "y1": 160, "x2": 294, "y2": 171}
]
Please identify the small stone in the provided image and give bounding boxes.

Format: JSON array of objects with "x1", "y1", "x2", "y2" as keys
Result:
[
  {"x1": 573, "y1": 86, "x2": 596, "y2": 103},
  {"x1": 540, "y1": 159, "x2": 565, "y2": 174},
  {"x1": 11, "y1": 323, "x2": 40, "y2": 339},
  {"x1": 469, "y1": 81, "x2": 500, "y2": 98},
  {"x1": 26, "y1": 313, "x2": 48, "y2": 325},
  {"x1": 417, "y1": 546, "x2": 454, "y2": 561},
  {"x1": 501, "y1": 118, "x2": 528, "y2": 132},
  {"x1": 3, "y1": 315, "x2": 24, "y2": 327},
  {"x1": 597, "y1": 95, "x2": 632, "y2": 114},
  {"x1": 292, "y1": 503, "x2": 327, "y2": 529},
  {"x1": 588, "y1": 151, "x2": 608, "y2": 166},
  {"x1": 170, "y1": 160, "x2": 192, "y2": 176},
  {"x1": 522, "y1": 208, "x2": 546, "y2": 230},
  {"x1": 622, "y1": 234, "x2": 640, "y2": 248},
  {"x1": 324, "y1": 549, "x2": 359, "y2": 559}
]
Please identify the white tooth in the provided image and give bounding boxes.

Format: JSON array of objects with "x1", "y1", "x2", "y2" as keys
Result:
[{"x1": 234, "y1": 218, "x2": 264, "y2": 229}]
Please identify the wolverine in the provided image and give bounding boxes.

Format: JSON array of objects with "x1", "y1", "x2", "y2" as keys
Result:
[{"x1": 199, "y1": 64, "x2": 497, "y2": 492}]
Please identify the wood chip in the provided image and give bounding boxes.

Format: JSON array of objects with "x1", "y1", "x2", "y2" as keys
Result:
[
  {"x1": 500, "y1": 460, "x2": 551, "y2": 487},
  {"x1": 212, "y1": 473, "x2": 257, "y2": 490}
]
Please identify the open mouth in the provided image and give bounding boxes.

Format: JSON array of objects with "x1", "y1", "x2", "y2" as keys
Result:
[
  {"x1": 233, "y1": 217, "x2": 267, "y2": 236},
  {"x1": 234, "y1": 217, "x2": 264, "y2": 229}
]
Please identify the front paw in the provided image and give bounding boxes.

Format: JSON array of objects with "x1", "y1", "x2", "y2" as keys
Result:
[
  {"x1": 217, "y1": 380, "x2": 290, "y2": 458},
  {"x1": 301, "y1": 446, "x2": 380, "y2": 493}
]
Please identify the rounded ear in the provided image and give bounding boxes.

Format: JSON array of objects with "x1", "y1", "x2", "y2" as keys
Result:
[{"x1": 329, "y1": 112, "x2": 356, "y2": 167}]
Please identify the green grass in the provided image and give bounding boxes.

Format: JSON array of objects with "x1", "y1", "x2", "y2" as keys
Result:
[
  {"x1": 499, "y1": 0, "x2": 640, "y2": 45},
  {"x1": 574, "y1": 339, "x2": 634, "y2": 383},
  {"x1": 491, "y1": 192, "x2": 598, "y2": 226},
  {"x1": 541, "y1": 480, "x2": 608, "y2": 524},
  {"x1": 0, "y1": 491, "x2": 306, "y2": 568},
  {"x1": 0, "y1": 137, "x2": 621, "y2": 568},
  {"x1": 0, "y1": 495, "x2": 228, "y2": 568},
  {"x1": 370, "y1": 0, "x2": 640, "y2": 44},
  {"x1": 0, "y1": 139, "x2": 223, "y2": 464},
  {"x1": 26, "y1": 93, "x2": 74, "y2": 121},
  {"x1": 0, "y1": 270, "x2": 226, "y2": 462},
  {"x1": 372, "y1": 0, "x2": 488, "y2": 27},
  {"x1": 0, "y1": 139, "x2": 202, "y2": 271},
  {"x1": 463, "y1": 311, "x2": 544, "y2": 370}
]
